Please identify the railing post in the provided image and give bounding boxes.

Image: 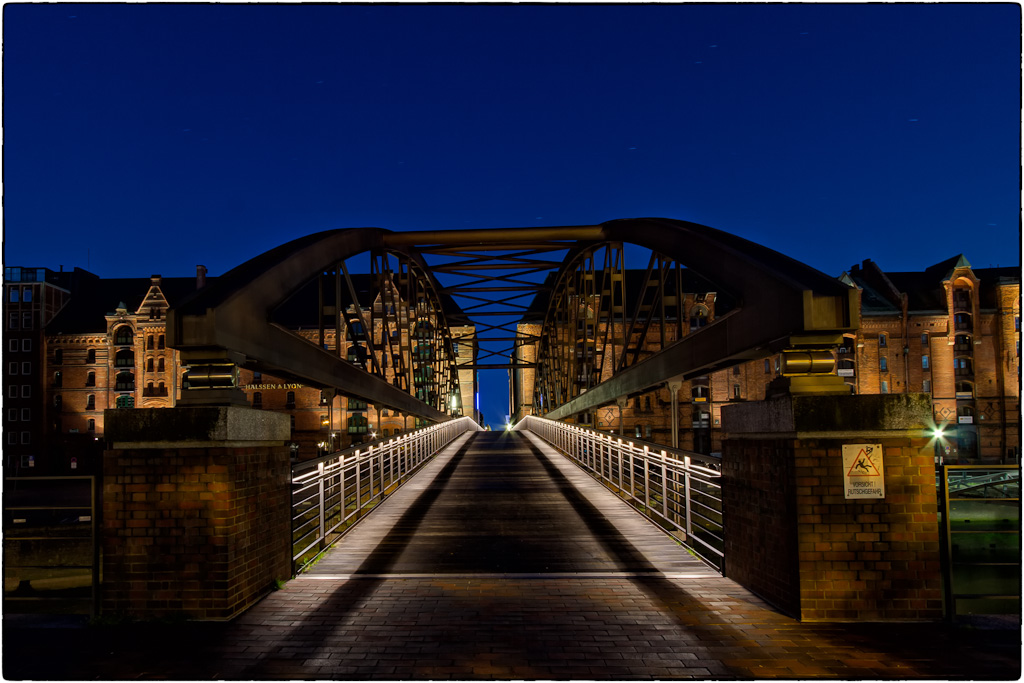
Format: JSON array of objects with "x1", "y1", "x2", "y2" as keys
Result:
[
  {"x1": 684, "y1": 455, "x2": 693, "y2": 538},
  {"x1": 660, "y1": 450, "x2": 669, "y2": 519},
  {"x1": 643, "y1": 445, "x2": 651, "y2": 513},
  {"x1": 317, "y1": 461, "x2": 326, "y2": 552}
]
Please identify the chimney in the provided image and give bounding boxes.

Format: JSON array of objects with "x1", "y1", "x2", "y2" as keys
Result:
[{"x1": 197, "y1": 265, "x2": 207, "y2": 289}]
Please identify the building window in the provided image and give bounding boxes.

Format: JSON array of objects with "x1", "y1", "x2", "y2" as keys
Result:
[
  {"x1": 86, "y1": 348, "x2": 96, "y2": 363},
  {"x1": 691, "y1": 385, "x2": 709, "y2": 401},
  {"x1": 86, "y1": 371, "x2": 95, "y2": 387},
  {"x1": 114, "y1": 326, "x2": 133, "y2": 345},
  {"x1": 923, "y1": 379, "x2": 931, "y2": 392},
  {"x1": 348, "y1": 414, "x2": 368, "y2": 434},
  {"x1": 147, "y1": 358, "x2": 155, "y2": 372},
  {"x1": 20, "y1": 408, "x2": 30, "y2": 421},
  {"x1": 7, "y1": 433, "x2": 15, "y2": 445},
  {"x1": 22, "y1": 288, "x2": 32, "y2": 303},
  {"x1": 158, "y1": 335, "x2": 165, "y2": 350},
  {"x1": 880, "y1": 380, "x2": 889, "y2": 394},
  {"x1": 879, "y1": 333, "x2": 887, "y2": 347},
  {"x1": 8, "y1": 289, "x2": 18, "y2": 303},
  {"x1": 22, "y1": 339, "x2": 31, "y2": 353},
  {"x1": 253, "y1": 371, "x2": 262, "y2": 382},
  {"x1": 8, "y1": 408, "x2": 17, "y2": 422},
  {"x1": 880, "y1": 357, "x2": 888, "y2": 372},
  {"x1": 733, "y1": 384, "x2": 741, "y2": 399},
  {"x1": 286, "y1": 391, "x2": 295, "y2": 409},
  {"x1": 8, "y1": 362, "x2": 18, "y2": 375},
  {"x1": 349, "y1": 398, "x2": 368, "y2": 411},
  {"x1": 21, "y1": 432, "x2": 30, "y2": 445},
  {"x1": 921, "y1": 333, "x2": 929, "y2": 347},
  {"x1": 54, "y1": 349, "x2": 63, "y2": 365},
  {"x1": 115, "y1": 395, "x2": 134, "y2": 408},
  {"x1": 54, "y1": 371, "x2": 62, "y2": 388},
  {"x1": 922, "y1": 355, "x2": 929, "y2": 370},
  {"x1": 115, "y1": 371, "x2": 134, "y2": 391},
  {"x1": 21, "y1": 362, "x2": 30, "y2": 375},
  {"x1": 954, "y1": 358, "x2": 973, "y2": 376},
  {"x1": 157, "y1": 358, "x2": 165, "y2": 372},
  {"x1": 54, "y1": 395, "x2": 62, "y2": 411},
  {"x1": 86, "y1": 394, "x2": 95, "y2": 410},
  {"x1": 147, "y1": 335, "x2": 155, "y2": 350},
  {"x1": 252, "y1": 391, "x2": 262, "y2": 408},
  {"x1": 8, "y1": 385, "x2": 17, "y2": 398},
  {"x1": 8, "y1": 338, "x2": 18, "y2": 353},
  {"x1": 87, "y1": 419, "x2": 95, "y2": 432},
  {"x1": 320, "y1": 414, "x2": 330, "y2": 429},
  {"x1": 21, "y1": 312, "x2": 32, "y2": 330},
  {"x1": 8, "y1": 312, "x2": 18, "y2": 330},
  {"x1": 21, "y1": 385, "x2": 30, "y2": 398}
]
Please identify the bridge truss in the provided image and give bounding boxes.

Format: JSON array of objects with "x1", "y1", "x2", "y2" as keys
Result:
[{"x1": 168, "y1": 218, "x2": 857, "y2": 425}]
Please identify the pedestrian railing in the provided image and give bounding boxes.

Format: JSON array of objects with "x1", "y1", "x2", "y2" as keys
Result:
[
  {"x1": 514, "y1": 415, "x2": 725, "y2": 573},
  {"x1": 3, "y1": 476, "x2": 99, "y2": 615},
  {"x1": 938, "y1": 464, "x2": 1020, "y2": 618},
  {"x1": 291, "y1": 416, "x2": 480, "y2": 573}
]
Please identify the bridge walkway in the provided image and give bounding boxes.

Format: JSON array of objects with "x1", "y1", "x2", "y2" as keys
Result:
[{"x1": 3, "y1": 431, "x2": 1019, "y2": 680}]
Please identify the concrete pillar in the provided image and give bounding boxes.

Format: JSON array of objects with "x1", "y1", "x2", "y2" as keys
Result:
[
  {"x1": 101, "y1": 406, "x2": 292, "y2": 620},
  {"x1": 721, "y1": 393, "x2": 944, "y2": 622}
]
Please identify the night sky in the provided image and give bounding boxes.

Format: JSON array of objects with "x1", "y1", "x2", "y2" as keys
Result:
[{"x1": 4, "y1": 3, "x2": 1020, "y2": 426}]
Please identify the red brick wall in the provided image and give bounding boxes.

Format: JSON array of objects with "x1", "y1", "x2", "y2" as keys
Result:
[
  {"x1": 723, "y1": 436, "x2": 944, "y2": 622},
  {"x1": 721, "y1": 440, "x2": 801, "y2": 617},
  {"x1": 101, "y1": 443, "x2": 292, "y2": 620}
]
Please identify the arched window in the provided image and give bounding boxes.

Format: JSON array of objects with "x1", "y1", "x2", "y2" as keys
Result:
[
  {"x1": 86, "y1": 394, "x2": 95, "y2": 410},
  {"x1": 157, "y1": 357, "x2": 165, "y2": 372},
  {"x1": 157, "y1": 335, "x2": 165, "y2": 350},
  {"x1": 879, "y1": 333, "x2": 887, "y2": 348},
  {"x1": 115, "y1": 349, "x2": 134, "y2": 367},
  {"x1": 115, "y1": 371, "x2": 134, "y2": 391},
  {"x1": 86, "y1": 371, "x2": 96, "y2": 387},
  {"x1": 955, "y1": 381, "x2": 974, "y2": 397},
  {"x1": 954, "y1": 357, "x2": 973, "y2": 376},
  {"x1": 114, "y1": 326, "x2": 133, "y2": 345},
  {"x1": 252, "y1": 391, "x2": 263, "y2": 408},
  {"x1": 147, "y1": 335, "x2": 155, "y2": 350},
  {"x1": 922, "y1": 355, "x2": 929, "y2": 370},
  {"x1": 286, "y1": 391, "x2": 296, "y2": 408},
  {"x1": 86, "y1": 349, "x2": 96, "y2": 364},
  {"x1": 147, "y1": 358, "x2": 155, "y2": 372},
  {"x1": 54, "y1": 371, "x2": 62, "y2": 388},
  {"x1": 87, "y1": 418, "x2": 95, "y2": 432}
]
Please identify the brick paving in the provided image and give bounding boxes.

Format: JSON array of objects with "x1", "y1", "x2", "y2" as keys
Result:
[{"x1": 3, "y1": 431, "x2": 1020, "y2": 680}]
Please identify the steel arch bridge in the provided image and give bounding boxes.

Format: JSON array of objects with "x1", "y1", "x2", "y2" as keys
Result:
[{"x1": 166, "y1": 218, "x2": 857, "y2": 424}]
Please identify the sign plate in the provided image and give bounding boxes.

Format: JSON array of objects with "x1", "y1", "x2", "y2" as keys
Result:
[{"x1": 842, "y1": 444, "x2": 885, "y2": 499}]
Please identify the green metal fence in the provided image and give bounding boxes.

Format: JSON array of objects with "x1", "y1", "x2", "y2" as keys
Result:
[{"x1": 939, "y1": 465, "x2": 1020, "y2": 618}]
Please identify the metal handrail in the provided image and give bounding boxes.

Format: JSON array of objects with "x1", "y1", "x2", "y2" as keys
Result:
[
  {"x1": 291, "y1": 416, "x2": 480, "y2": 572},
  {"x1": 514, "y1": 415, "x2": 725, "y2": 573}
]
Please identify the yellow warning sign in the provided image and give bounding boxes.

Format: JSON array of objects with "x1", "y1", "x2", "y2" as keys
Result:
[{"x1": 842, "y1": 444, "x2": 885, "y2": 499}]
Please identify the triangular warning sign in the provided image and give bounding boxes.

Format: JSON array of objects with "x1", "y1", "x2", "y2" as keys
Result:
[{"x1": 846, "y1": 448, "x2": 882, "y2": 477}]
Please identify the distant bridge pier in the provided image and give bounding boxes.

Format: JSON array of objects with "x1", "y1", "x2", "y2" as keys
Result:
[
  {"x1": 721, "y1": 392, "x2": 944, "y2": 622},
  {"x1": 101, "y1": 405, "x2": 292, "y2": 620}
]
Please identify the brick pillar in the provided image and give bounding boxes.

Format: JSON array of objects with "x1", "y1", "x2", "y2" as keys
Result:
[
  {"x1": 101, "y1": 406, "x2": 292, "y2": 620},
  {"x1": 721, "y1": 393, "x2": 944, "y2": 621}
]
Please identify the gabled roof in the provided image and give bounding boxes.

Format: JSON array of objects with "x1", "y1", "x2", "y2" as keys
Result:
[{"x1": 47, "y1": 275, "x2": 213, "y2": 335}]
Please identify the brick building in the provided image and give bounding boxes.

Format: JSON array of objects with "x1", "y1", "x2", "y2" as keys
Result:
[
  {"x1": 3, "y1": 265, "x2": 475, "y2": 474},
  {"x1": 513, "y1": 256, "x2": 1020, "y2": 464}
]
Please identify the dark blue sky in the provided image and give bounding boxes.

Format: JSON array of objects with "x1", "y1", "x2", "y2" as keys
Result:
[{"x1": 4, "y1": 3, "x2": 1020, "y2": 425}]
